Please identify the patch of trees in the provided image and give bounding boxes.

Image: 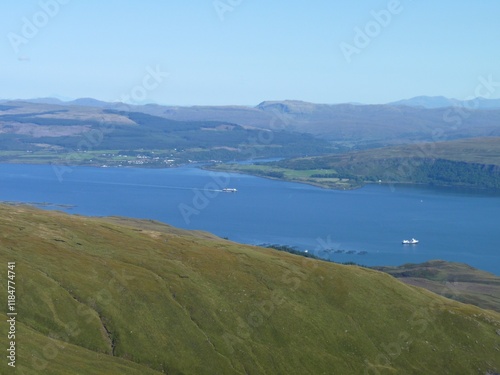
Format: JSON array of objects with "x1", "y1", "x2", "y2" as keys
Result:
[
  {"x1": 368, "y1": 158, "x2": 500, "y2": 189},
  {"x1": 418, "y1": 159, "x2": 500, "y2": 189}
]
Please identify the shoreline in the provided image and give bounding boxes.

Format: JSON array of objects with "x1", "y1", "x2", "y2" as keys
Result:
[
  {"x1": 0, "y1": 159, "x2": 498, "y2": 193},
  {"x1": 203, "y1": 164, "x2": 500, "y2": 193}
]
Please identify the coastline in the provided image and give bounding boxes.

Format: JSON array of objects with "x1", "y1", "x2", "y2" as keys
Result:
[
  {"x1": 203, "y1": 164, "x2": 500, "y2": 192},
  {"x1": 1, "y1": 157, "x2": 499, "y2": 193}
]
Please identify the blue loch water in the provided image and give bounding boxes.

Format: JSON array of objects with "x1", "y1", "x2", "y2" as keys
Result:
[{"x1": 0, "y1": 163, "x2": 499, "y2": 274}]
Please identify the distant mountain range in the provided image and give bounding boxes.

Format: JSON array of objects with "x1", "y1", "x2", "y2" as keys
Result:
[
  {"x1": 2, "y1": 97, "x2": 500, "y2": 154},
  {"x1": 0, "y1": 97, "x2": 112, "y2": 108},
  {"x1": 4, "y1": 95, "x2": 500, "y2": 110},
  {"x1": 2, "y1": 98, "x2": 500, "y2": 190}
]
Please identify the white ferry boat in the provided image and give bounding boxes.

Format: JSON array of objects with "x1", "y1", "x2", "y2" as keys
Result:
[
  {"x1": 402, "y1": 238, "x2": 419, "y2": 244},
  {"x1": 222, "y1": 188, "x2": 238, "y2": 193}
]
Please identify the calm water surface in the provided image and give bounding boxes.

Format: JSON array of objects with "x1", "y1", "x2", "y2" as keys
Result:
[{"x1": 1, "y1": 163, "x2": 499, "y2": 274}]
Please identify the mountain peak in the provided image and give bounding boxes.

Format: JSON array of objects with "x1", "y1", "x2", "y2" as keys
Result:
[
  {"x1": 388, "y1": 96, "x2": 457, "y2": 108},
  {"x1": 256, "y1": 100, "x2": 321, "y2": 114}
]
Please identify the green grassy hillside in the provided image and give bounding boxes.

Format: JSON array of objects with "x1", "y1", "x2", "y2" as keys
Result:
[
  {"x1": 212, "y1": 137, "x2": 500, "y2": 190},
  {"x1": 0, "y1": 205, "x2": 499, "y2": 374}
]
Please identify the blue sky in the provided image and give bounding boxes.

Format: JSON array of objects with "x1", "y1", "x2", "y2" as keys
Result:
[{"x1": 1, "y1": 0, "x2": 500, "y2": 105}]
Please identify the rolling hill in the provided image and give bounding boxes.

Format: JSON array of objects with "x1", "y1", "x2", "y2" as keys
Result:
[
  {"x1": 212, "y1": 137, "x2": 500, "y2": 190},
  {"x1": 0, "y1": 204, "x2": 499, "y2": 374}
]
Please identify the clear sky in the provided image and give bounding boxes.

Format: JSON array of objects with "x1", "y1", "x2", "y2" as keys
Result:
[{"x1": 1, "y1": 0, "x2": 500, "y2": 106}]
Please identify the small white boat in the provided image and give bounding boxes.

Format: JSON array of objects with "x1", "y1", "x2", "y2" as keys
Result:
[
  {"x1": 402, "y1": 238, "x2": 419, "y2": 244},
  {"x1": 222, "y1": 188, "x2": 237, "y2": 193}
]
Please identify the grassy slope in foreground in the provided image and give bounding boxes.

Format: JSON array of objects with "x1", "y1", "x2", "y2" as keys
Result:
[
  {"x1": 211, "y1": 137, "x2": 500, "y2": 190},
  {"x1": 0, "y1": 205, "x2": 499, "y2": 374}
]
